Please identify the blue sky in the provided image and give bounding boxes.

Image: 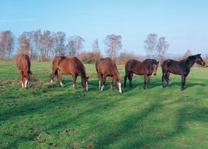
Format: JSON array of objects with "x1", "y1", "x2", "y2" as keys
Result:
[{"x1": 1, "y1": 0, "x2": 208, "y2": 56}]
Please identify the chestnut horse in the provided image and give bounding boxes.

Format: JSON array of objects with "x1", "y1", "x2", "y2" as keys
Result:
[
  {"x1": 50, "y1": 56, "x2": 89, "y2": 92},
  {"x1": 162, "y1": 54, "x2": 206, "y2": 90},
  {"x1": 95, "y1": 57, "x2": 122, "y2": 93},
  {"x1": 124, "y1": 59, "x2": 159, "y2": 89},
  {"x1": 16, "y1": 54, "x2": 32, "y2": 88}
]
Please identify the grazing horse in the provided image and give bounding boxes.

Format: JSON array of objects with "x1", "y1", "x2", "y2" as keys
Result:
[
  {"x1": 162, "y1": 54, "x2": 206, "y2": 90},
  {"x1": 124, "y1": 59, "x2": 159, "y2": 89},
  {"x1": 50, "y1": 56, "x2": 89, "y2": 92},
  {"x1": 16, "y1": 54, "x2": 32, "y2": 88},
  {"x1": 95, "y1": 57, "x2": 122, "y2": 93}
]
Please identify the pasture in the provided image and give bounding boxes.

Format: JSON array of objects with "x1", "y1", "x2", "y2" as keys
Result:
[{"x1": 0, "y1": 61, "x2": 208, "y2": 149}]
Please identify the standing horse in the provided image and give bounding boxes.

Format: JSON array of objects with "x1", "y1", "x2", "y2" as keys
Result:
[
  {"x1": 95, "y1": 57, "x2": 122, "y2": 93},
  {"x1": 162, "y1": 54, "x2": 206, "y2": 90},
  {"x1": 124, "y1": 59, "x2": 159, "y2": 89},
  {"x1": 50, "y1": 56, "x2": 89, "y2": 92},
  {"x1": 16, "y1": 54, "x2": 32, "y2": 88}
]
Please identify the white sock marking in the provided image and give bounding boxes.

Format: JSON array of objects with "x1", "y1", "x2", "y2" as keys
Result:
[
  {"x1": 101, "y1": 85, "x2": 104, "y2": 91},
  {"x1": 60, "y1": 81, "x2": 64, "y2": 87},
  {"x1": 118, "y1": 82, "x2": 122, "y2": 93},
  {"x1": 86, "y1": 82, "x2": 88, "y2": 91}
]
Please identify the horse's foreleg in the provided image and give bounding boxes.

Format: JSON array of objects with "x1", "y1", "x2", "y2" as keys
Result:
[
  {"x1": 101, "y1": 75, "x2": 106, "y2": 91},
  {"x1": 57, "y1": 73, "x2": 64, "y2": 87},
  {"x1": 97, "y1": 73, "x2": 102, "y2": 89},
  {"x1": 128, "y1": 73, "x2": 133, "y2": 87},
  {"x1": 72, "y1": 74, "x2": 77, "y2": 89},
  {"x1": 165, "y1": 72, "x2": 170, "y2": 86},
  {"x1": 144, "y1": 75, "x2": 148, "y2": 89},
  {"x1": 181, "y1": 75, "x2": 186, "y2": 91},
  {"x1": 110, "y1": 77, "x2": 113, "y2": 89},
  {"x1": 20, "y1": 71, "x2": 24, "y2": 88}
]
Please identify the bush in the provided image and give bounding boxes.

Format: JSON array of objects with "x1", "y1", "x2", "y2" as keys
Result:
[
  {"x1": 78, "y1": 51, "x2": 101, "y2": 64},
  {"x1": 116, "y1": 52, "x2": 145, "y2": 65}
]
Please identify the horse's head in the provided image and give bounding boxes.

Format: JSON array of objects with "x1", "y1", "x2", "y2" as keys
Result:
[
  {"x1": 195, "y1": 54, "x2": 206, "y2": 66},
  {"x1": 152, "y1": 60, "x2": 159, "y2": 76},
  {"x1": 115, "y1": 78, "x2": 122, "y2": 94}
]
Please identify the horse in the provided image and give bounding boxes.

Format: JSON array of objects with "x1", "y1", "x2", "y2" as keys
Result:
[
  {"x1": 124, "y1": 59, "x2": 159, "y2": 89},
  {"x1": 16, "y1": 53, "x2": 32, "y2": 88},
  {"x1": 50, "y1": 56, "x2": 89, "y2": 92},
  {"x1": 95, "y1": 57, "x2": 122, "y2": 93},
  {"x1": 161, "y1": 54, "x2": 206, "y2": 90}
]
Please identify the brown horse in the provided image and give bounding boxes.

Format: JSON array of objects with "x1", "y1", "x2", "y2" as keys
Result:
[
  {"x1": 162, "y1": 54, "x2": 206, "y2": 90},
  {"x1": 50, "y1": 56, "x2": 89, "y2": 92},
  {"x1": 16, "y1": 53, "x2": 32, "y2": 88},
  {"x1": 95, "y1": 57, "x2": 122, "y2": 93},
  {"x1": 124, "y1": 59, "x2": 159, "y2": 89}
]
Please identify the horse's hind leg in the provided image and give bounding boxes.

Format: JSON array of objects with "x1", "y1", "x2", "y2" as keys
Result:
[
  {"x1": 124, "y1": 75, "x2": 127, "y2": 88},
  {"x1": 57, "y1": 73, "x2": 64, "y2": 87},
  {"x1": 97, "y1": 73, "x2": 102, "y2": 89}
]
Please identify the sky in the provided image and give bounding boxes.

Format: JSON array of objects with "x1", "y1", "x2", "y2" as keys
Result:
[{"x1": 1, "y1": 0, "x2": 208, "y2": 56}]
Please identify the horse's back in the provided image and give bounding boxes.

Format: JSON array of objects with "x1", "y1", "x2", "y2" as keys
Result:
[
  {"x1": 16, "y1": 54, "x2": 30, "y2": 71},
  {"x1": 96, "y1": 57, "x2": 116, "y2": 74}
]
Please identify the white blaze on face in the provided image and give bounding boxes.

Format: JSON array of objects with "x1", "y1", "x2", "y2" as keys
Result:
[
  {"x1": 24, "y1": 79, "x2": 28, "y2": 88},
  {"x1": 60, "y1": 81, "x2": 64, "y2": 87},
  {"x1": 86, "y1": 81, "x2": 88, "y2": 91},
  {"x1": 118, "y1": 82, "x2": 122, "y2": 93},
  {"x1": 73, "y1": 83, "x2": 75, "y2": 88},
  {"x1": 101, "y1": 85, "x2": 104, "y2": 91}
]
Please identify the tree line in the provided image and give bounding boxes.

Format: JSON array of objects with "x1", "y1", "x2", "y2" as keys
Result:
[{"x1": 0, "y1": 30, "x2": 169, "y2": 61}]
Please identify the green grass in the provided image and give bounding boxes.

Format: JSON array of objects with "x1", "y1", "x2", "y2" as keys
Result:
[{"x1": 0, "y1": 61, "x2": 208, "y2": 149}]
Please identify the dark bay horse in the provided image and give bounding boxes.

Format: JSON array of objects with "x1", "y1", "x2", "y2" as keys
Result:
[
  {"x1": 50, "y1": 56, "x2": 89, "y2": 92},
  {"x1": 95, "y1": 57, "x2": 122, "y2": 93},
  {"x1": 16, "y1": 53, "x2": 32, "y2": 88},
  {"x1": 124, "y1": 59, "x2": 159, "y2": 89},
  {"x1": 162, "y1": 54, "x2": 206, "y2": 90}
]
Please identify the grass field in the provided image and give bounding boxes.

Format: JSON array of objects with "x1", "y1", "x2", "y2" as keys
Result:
[{"x1": 0, "y1": 61, "x2": 208, "y2": 149}]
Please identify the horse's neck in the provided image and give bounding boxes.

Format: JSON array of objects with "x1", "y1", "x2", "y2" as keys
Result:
[
  {"x1": 112, "y1": 69, "x2": 119, "y2": 80},
  {"x1": 185, "y1": 57, "x2": 195, "y2": 69},
  {"x1": 80, "y1": 69, "x2": 87, "y2": 81}
]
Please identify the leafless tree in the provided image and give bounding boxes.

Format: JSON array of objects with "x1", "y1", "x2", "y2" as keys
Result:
[
  {"x1": 156, "y1": 37, "x2": 169, "y2": 62},
  {"x1": 0, "y1": 30, "x2": 14, "y2": 59},
  {"x1": 92, "y1": 39, "x2": 100, "y2": 52},
  {"x1": 66, "y1": 35, "x2": 85, "y2": 56},
  {"x1": 144, "y1": 33, "x2": 158, "y2": 58},
  {"x1": 17, "y1": 35, "x2": 31, "y2": 55},
  {"x1": 104, "y1": 34, "x2": 122, "y2": 60}
]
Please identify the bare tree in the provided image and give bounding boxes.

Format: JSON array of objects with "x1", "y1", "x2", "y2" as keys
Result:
[
  {"x1": 17, "y1": 35, "x2": 31, "y2": 55},
  {"x1": 66, "y1": 35, "x2": 85, "y2": 56},
  {"x1": 0, "y1": 31, "x2": 14, "y2": 59},
  {"x1": 104, "y1": 34, "x2": 122, "y2": 60},
  {"x1": 92, "y1": 39, "x2": 100, "y2": 52},
  {"x1": 156, "y1": 37, "x2": 169, "y2": 62},
  {"x1": 144, "y1": 33, "x2": 158, "y2": 58}
]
